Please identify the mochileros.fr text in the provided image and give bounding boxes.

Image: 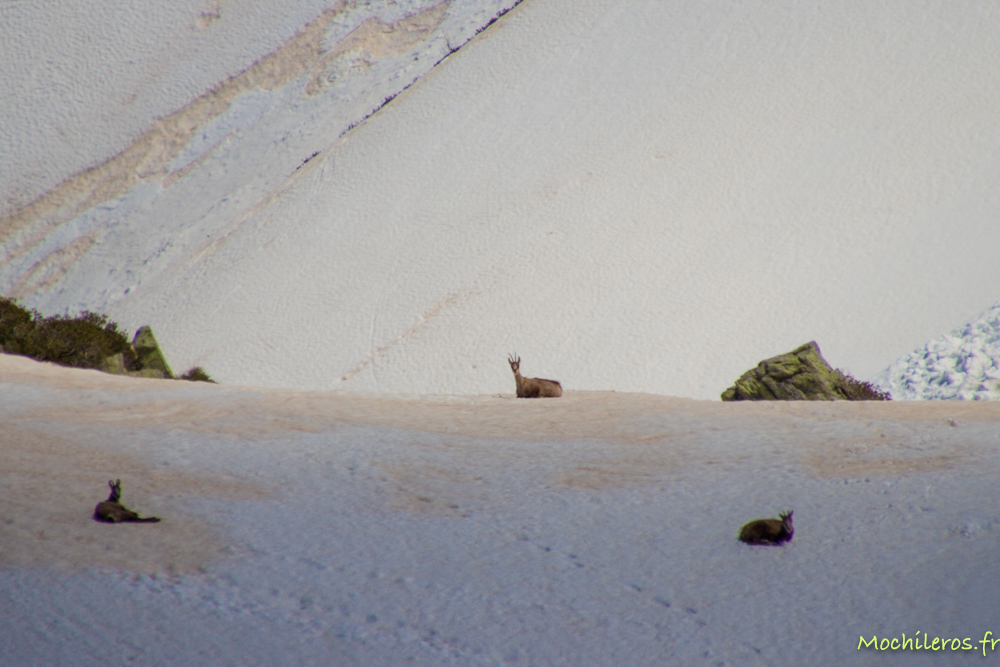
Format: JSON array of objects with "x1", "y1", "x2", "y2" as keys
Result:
[{"x1": 859, "y1": 631, "x2": 1000, "y2": 655}]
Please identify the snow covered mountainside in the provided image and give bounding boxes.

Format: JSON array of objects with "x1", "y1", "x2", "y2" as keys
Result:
[
  {"x1": 3, "y1": 0, "x2": 1000, "y2": 399},
  {"x1": 4, "y1": 5, "x2": 1000, "y2": 664}
]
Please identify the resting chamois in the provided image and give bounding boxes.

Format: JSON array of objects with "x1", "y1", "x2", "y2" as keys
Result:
[
  {"x1": 739, "y1": 511, "x2": 793, "y2": 545},
  {"x1": 508, "y1": 354, "x2": 562, "y2": 398},
  {"x1": 94, "y1": 479, "x2": 161, "y2": 523}
]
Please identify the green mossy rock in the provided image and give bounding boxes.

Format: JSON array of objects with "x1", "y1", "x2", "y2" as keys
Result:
[
  {"x1": 721, "y1": 341, "x2": 851, "y2": 401},
  {"x1": 100, "y1": 353, "x2": 127, "y2": 374},
  {"x1": 132, "y1": 326, "x2": 173, "y2": 378}
]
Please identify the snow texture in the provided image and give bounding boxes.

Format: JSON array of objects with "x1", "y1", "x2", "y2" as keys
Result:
[
  {"x1": 876, "y1": 302, "x2": 1000, "y2": 401},
  {"x1": 2, "y1": 354, "x2": 1000, "y2": 666},
  {"x1": 3, "y1": 2, "x2": 1000, "y2": 661},
  {"x1": 2, "y1": 0, "x2": 1000, "y2": 400}
]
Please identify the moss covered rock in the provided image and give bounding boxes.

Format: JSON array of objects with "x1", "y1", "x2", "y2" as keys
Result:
[
  {"x1": 132, "y1": 326, "x2": 173, "y2": 378},
  {"x1": 100, "y1": 352, "x2": 128, "y2": 374},
  {"x1": 721, "y1": 341, "x2": 851, "y2": 401}
]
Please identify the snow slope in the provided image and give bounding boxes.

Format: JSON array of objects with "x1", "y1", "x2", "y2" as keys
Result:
[
  {"x1": 0, "y1": 0, "x2": 515, "y2": 216},
  {"x1": 2, "y1": 0, "x2": 1000, "y2": 400},
  {"x1": 3, "y1": 354, "x2": 1000, "y2": 665},
  {"x1": 4, "y1": 4, "x2": 1000, "y2": 663},
  {"x1": 0, "y1": 0, "x2": 522, "y2": 324}
]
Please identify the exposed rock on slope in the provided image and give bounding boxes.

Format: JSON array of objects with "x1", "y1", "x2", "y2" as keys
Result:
[
  {"x1": 131, "y1": 326, "x2": 173, "y2": 378},
  {"x1": 721, "y1": 341, "x2": 850, "y2": 401}
]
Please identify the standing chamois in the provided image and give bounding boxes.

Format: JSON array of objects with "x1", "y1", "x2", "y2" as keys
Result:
[
  {"x1": 508, "y1": 354, "x2": 562, "y2": 398},
  {"x1": 94, "y1": 479, "x2": 161, "y2": 523},
  {"x1": 739, "y1": 510, "x2": 793, "y2": 545}
]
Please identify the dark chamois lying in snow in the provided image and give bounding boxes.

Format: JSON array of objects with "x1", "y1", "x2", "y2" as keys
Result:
[
  {"x1": 94, "y1": 479, "x2": 161, "y2": 523},
  {"x1": 508, "y1": 354, "x2": 562, "y2": 398},
  {"x1": 739, "y1": 511, "x2": 793, "y2": 545}
]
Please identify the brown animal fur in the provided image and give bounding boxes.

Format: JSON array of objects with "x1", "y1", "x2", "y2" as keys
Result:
[
  {"x1": 739, "y1": 510, "x2": 793, "y2": 545},
  {"x1": 508, "y1": 354, "x2": 562, "y2": 398},
  {"x1": 94, "y1": 479, "x2": 161, "y2": 523}
]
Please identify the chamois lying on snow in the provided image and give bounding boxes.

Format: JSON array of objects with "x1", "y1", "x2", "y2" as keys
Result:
[
  {"x1": 94, "y1": 479, "x2": 161, "y2": 523},
  {"x1": 739, "y1": 511, "x2": 793, "y2": 545},
  {"x1": 508, "y1": 354, "x2": 562, "y2": 398}
]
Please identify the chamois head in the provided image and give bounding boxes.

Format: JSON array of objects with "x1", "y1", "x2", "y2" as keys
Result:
[{"x1": 508, "y1": 354, "x2": 520, "y2": 375}]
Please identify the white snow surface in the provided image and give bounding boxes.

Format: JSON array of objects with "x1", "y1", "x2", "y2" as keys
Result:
[
  {"x1": 7, "y1": 3, "x2": 1000, "y2": 665},
  {"x1": 2, "y1": 0, "x2": 1000, "y2": 399},
  {"x1": 3, "y1": 354, "x2": 1000, "y2": 666},
  {"x1": 0, "y1": 0, "x2": 511, "y2": 215},
  {"x1": 875, "y1": 302, "x2": 1000, "y2": 401}
]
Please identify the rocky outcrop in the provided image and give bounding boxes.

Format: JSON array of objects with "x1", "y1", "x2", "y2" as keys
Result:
[
  {"x1": 131, "y1": 326, "x2": 173, "y2": 378},
  {"x1": 721, "y1": 341, "x2": 851, "y2": 401},
  {"x1": 99, "y1": 326, "x2": 173, "y2": 379}
]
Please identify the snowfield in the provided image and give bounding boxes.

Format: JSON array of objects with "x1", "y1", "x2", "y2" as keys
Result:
[
  {"x1": 3, "y1": 354, "x2": 1000, "y2": 666},
  {"x1": 3, "y1": 0, "x2": 1000, "y2": 665}
]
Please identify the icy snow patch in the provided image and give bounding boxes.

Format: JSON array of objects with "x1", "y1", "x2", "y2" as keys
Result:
[{"x1": 875, "y1": 302, "x2": 1000, "y2": 400}]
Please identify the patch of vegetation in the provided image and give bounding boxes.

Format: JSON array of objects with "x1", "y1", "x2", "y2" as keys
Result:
[
  {"x1": 835, "y1": 369, "x2": 892, "y2": 400},
  {"x1": 0, "y1": 298, "x2": 138, "y2": 371},
  {"x1": 179, "y1": 366, "x2": 216, "y2": 383},
  {"x1": 1, "y1": 297, "x2": 217, "y2": 383}
]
